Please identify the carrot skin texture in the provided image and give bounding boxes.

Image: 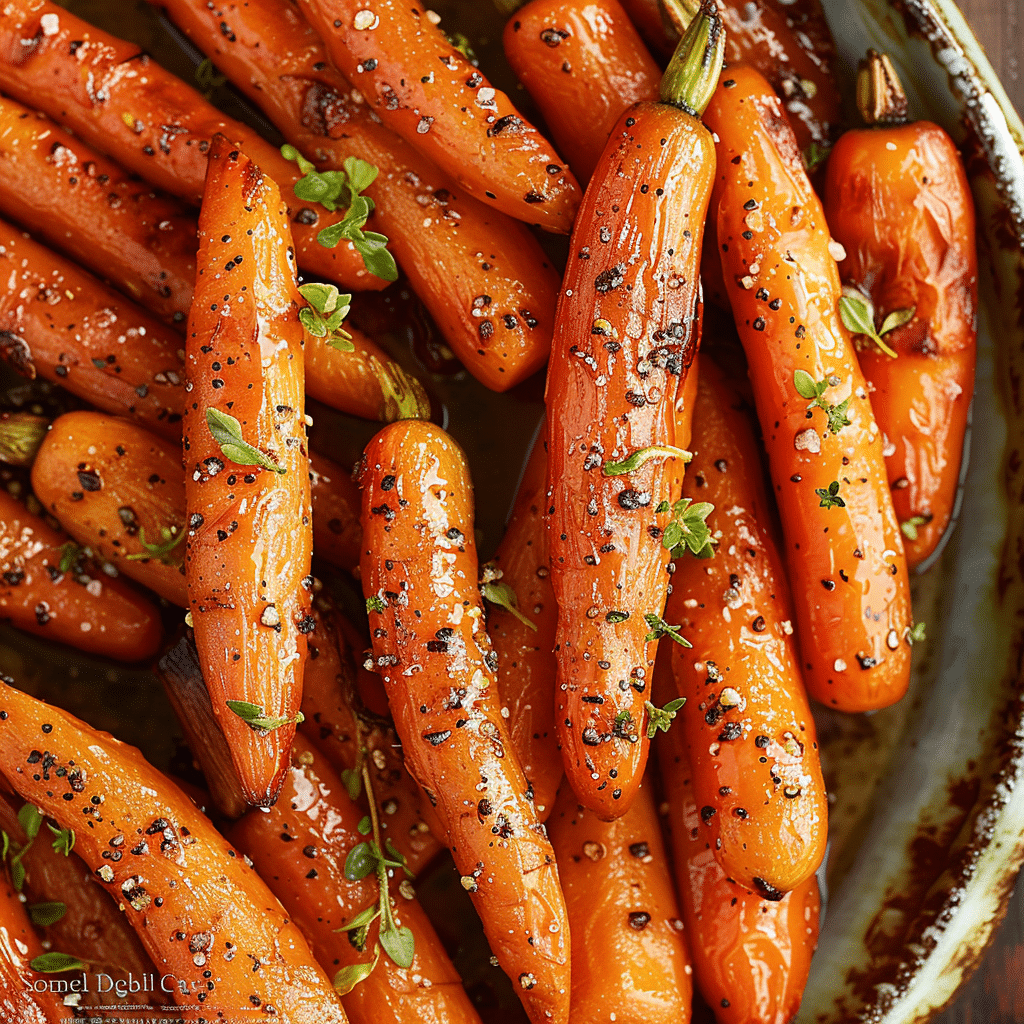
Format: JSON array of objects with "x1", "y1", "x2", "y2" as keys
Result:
[
  {"x1": 0, "y1": 0, "x2": 379, "y2": 293},
  {"x1": 658, "y1": 720, "x2": 820, "y2": 1024},
  {"x1": 230, "y1": 735, "x2": 481, "y2": 1024},
  {"x1": 824, "y1": 121, "x2": 977, "y2": 568},
  {"x1": 296, "y1": 0, "x2": 581, "y2": 232},
  {"x1": 0, "y1": 681, "x2": 348, "y2": 1020},
  {"x1": 545, "y1": 101, "x2": 710, "y2": 819},
  {"x1": 547, "y1": 777, "x2": 693, "y2": 1023},
  {"x1": 359, "y1": 421, "x2": 570, "y2": 1024},
  {"x1": 489, "y1": 437, "x2": 562, "y2": 822},
  {"x1": 704, "y1": 67, "x2": 912, "y2": 712},
  {"x1": 665, "y1": 361, "x2": 827, "y2": 893},
  {"x1": 153, "y1": 0, "x2": 559, "y2": 392},
  {"x1": 502, "y1": 0, "x2": 660, "y2": 185},
  {"x1": 617, "y1": 0, "x2": 678, "y2": 59},
  {"x1": 184, "y1": 139, "x2": 312, "y2": 807}
]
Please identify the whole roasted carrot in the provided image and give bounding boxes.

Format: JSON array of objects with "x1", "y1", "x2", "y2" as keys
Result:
[
  {"x1": 0, "y1": 0, "x2": 382, "y2": 292},
  {"x1": 359, "y1": 419, "x2": 569, "y2": 1024},
  {"x1": 0, "y1": 488, "x2": 161, "y2": 661},
  {"x1": 664, "y1": 360, "x2": 826, "y2": 895},
  {"x1": 503, "y1": 0, "x2": 661, "y2": 185},
  {"x1": 0, "y1": 679, "x2": 348, "y2": 1020},
  {"x1": 545, "y1": 5, "x2": 722, "y2": 820},
  {"x1": 547, "y1": 777, "x2": 693, "y2": 1023},
  {"x1": 824, "y1": 51, "x2": 977, "y2": 569},
  {"x1": 154, "y1": 0, "x2": 560, "y2": 392},
  {"x1": 618, "y1": 0, "x2": 678, "y2": 59},
  {"x1": 184, "y1": 138, "x2": 312, "y2": 807},
  {"x1": 704, "y1": 65, "x2": 913, "y2": 713}
]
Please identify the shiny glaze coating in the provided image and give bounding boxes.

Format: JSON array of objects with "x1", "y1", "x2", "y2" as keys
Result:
[
  {"x1": 488, "y1": 436, "x2": 562, "y2": 822},
  {"x1": 618, "y1": 0, "x2": 678, "y2": 58},
  {"x1": 0, "y1": 679, "x2": 348, "y2": 1020},
  {"x1": 359, "y1": 420, "x2": 569, "y2": 1024},
  {"x1": 503, "y1": 0, "x2": 660, "y2": 185},
  {"x1": 297, "y1": 0, "x2": 581, "y2": 232},
  {"x1": 0, "y1": 488, "x2": 161, "y2": 661},
  {"x1": 548, "y1": 777, "x2": 693, "y2": 1023},
  {"x1": 825, "y1": 120, "x2": 977, "y2": 568},
  {"x1": 230, "y1": 735, "x2": 481, "y2": 1024},
  {"x1": 0, "y1": 219, "x2": 184, "y2": 441},
  {"x1": 545, "y1": 101, "x2": 710, "y2": 819},
  {"x1": 155, "y1": 0, "x2": 560, "y2": 392},
  {"x1": 0, "y1": 94, "x2": 196, "y2": 328},
  {"x1": 658, "y1": 718, "x2": 820, "y2": 1024},
  {"x1": 184, "y1": 139, "x2": 312, "y2": 807},
  {"x1": 664, "y1": 360, "x2": 826, "y2": 893},
  {"x1": 704, "y1": 67, "x2": 912, "y2": 712},
  {"x1": 0, "y1": 0, "x2": 378, "y2": 292}
]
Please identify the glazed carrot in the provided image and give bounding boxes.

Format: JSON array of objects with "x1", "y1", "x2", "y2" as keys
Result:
[
  {"x1": 0, "y1": 679, "x2": 348, "y2": 1020},
  {"x1": 503, "y1": 0, "x2": 661, "y2": 185},
  {"x1": 359, "y1": 420, "x2": 569, "y2": 1024},
  {"x1": 0, "y1": 488, "x2": 161, "y2": 661},
  {"x1": 0, "y1": 0, "x2": 381, "y2": 293},
  {"x1": 545, "y1": 7, "x2": 721, "y2": 819},
  {"x1": 0, "y1": 220, "x2": 184, "y2": 441},
  {"x1": 547, "y1": 777, "x2": 693, "y2": 1023},
  {"x1": 230, "y1": 735, "x2": 481, "y2": 1023},
  {"x1": 184, "y1": 138, "x2": 312, "y2": 807},
  {"x1": 763, "y1": 0, "x2": 837, "y2": 71},
  {"x1": 154, "y1": 0, "x2": 560, "y2": 392},
  {"x1": 824, "y1": 51, "x2": 977, "y2": 569},
  {"x1": 704, "y1": 65, "x2": 913, "y2": 712},
  {"x1": 658, "y1": 718, "x2": 820, "y2": 1024},
  {"x1": 618, "y1": 0, "x2": 678, "y2": 59},
  {"x1": 487, "y1": 435, "x2": 562, "y2": 821},
  {"x1": 296, "y1": 0, "x2": 581, "y2": 232},
  {"x1": 663, "y1": 360, "x2": 826, "y2": 895}
]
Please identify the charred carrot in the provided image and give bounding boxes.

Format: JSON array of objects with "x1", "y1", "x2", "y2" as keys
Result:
[
  {"x1": 824, "y1": 51, "x2": 977, "y2": 569},
  {"x1": 184, "y1": 138, "x2": 312, "y2": 807},
  {"x1": 547, "y1": 777, "x2": 693, "y2": 1023},
  {"x1": 704, "y1": 65, "x2": 913, "y2": 712},
  {"x1": 0, "y1": 488, "x2": 161, "y2": 661},
  {"x1": 154, "y1": 0, "x2": 560, "y2": 392},
  {"x1": 503, "y1": 0, "x2": 660, "y2": 185},
  {"x1": 663, "y1": 360, "x2": 827, "y2": 894},
  {"x1": 295, "y1": 0, "x2": 580, "y2": 231},
  {"x1": 545, "y1": 6, "x2": 722, "y2": 819},
  {"x1": 0, "y1": 679, "x2": 348, "y2": 1019},
  {"x1": 0, "y1": 0, "x2": 382, "y2": 292},
  {"x1": 359, "y1": 419, "x2": 569, "y2": 1024}
]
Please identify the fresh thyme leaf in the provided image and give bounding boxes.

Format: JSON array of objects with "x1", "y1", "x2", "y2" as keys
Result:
[
  {"x1": 366, "y1": 596, "x2": 387, "y2": 613},
  {"x1": 793, "y1": 371, "x2": 850, "y2": 434},
  {"x1": 10, "y1": 860, "x2": 24, "y2": 892},
  {"x1": 379, "y1": 924, "x2": 415, "y2": 970},
  {"x1": 643, "y1": 613, "x2": 692, "y2": 648},
  {"x1": 29, "y1": 952, "x2": 86, "y2": 974},
  {"x1": 900, "y1": 514, "x2": 930, "y2": 541},
  {"x1": 793, "y1": 369, "x2": 826, "y2": 401},
  {"x1": 280, "y1": 144, "x2": 317, "y2": 179},
  {"x1": 908, "y1": 622, "x2": 926, "y2": 644},
  {"x1": 333, "y1": 946, "x2": 379, "y2": 996},
  {"x1": 343, "y1": 157, "x2": 379, "y2": 196},
  {"x1": 659, "y1": 498, "x2": 715, "y2": 559},
  {"x1": 602, "y1": 444, "x2": 692, "y2": 477},
  {"x1": 18, "y1": 804, "x2": 42, "y2": 842},
  {"x1": 357, "y1": 816, "x2": 372, "y2": 836},
  {"x1": 344, "y1": 842, "x2": 376, "y2": 881},
  {"x1": 28, "y1": 901, "x2": 66, "y2": 927},
  {"x1": 0, "y1": 831, "x2": 7, "y2": 862},
  {"x1": 206, "y1": 408, "x2": 286, "y2": 475},
  {"x1": 644, "y1": 696, "x2": 686, "y2": 739},
  {"x1": 880, "y1": 306, "x2": 916, "y2": 336},
  {"x1": 298, "y1": 283, "x2": 354, "y2": 353},
  {"x1": 814, "y1": 480, "x2": 846, "y2": 510},
  {"x1": 194, "y1": 57, "x2": 226, "y2": 98},
  {"x1": 839, "y1": 290, "x2": 913, "y2": 360},
  {"x1": 340, "y1": 767, "x2": 363, "y2": 802},
  {"x1": 225, "y1": 700, "x2": 303, "y2": 732},
  {"x1": 481, "y1": 576, "x2": 537, "y2": 633},
  {"x1": 47, "y1": 825, "x2": 75, "y2": 857},
  {"x1": 125, "y1": 525, "x2": 185, "y2": 565},
  {"x1": 58, "y1": 542, "x2": 83, "y2": 575},
  {"x1": 825, "y1": 398, "x2": 852, "y2": 435}
]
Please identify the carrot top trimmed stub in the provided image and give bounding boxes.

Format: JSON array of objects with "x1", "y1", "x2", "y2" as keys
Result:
[
  {"x1": 184, "y1": 137, "x2": 313, "y2": 807},
  {"x1": 545, "y1": 3, "x2": 722, "y2": 821}
]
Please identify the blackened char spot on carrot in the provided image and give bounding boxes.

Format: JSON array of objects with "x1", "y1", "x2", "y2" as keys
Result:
[{"x1": 595, "y1": 264, "x2": 625, "y2": 293}]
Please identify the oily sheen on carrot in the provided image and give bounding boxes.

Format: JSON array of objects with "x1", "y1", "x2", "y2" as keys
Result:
[
  {"x1": 704, "y1": 66, "x2": 912, "y2": 712},
  {"x1": 184, "y1": 138, "x2": 312, "y2": 807},
  {"x1": 297, "y1": 0, "x2": 581, "y2": 232},
  {"x1": 545, "y1": 8, "x2": 720, "y2": 819},
  {"x1": 0, "y1": 680, "x2": 347, "y2": 1020},
  {"x1": 359, "y1": 420, "x2": 569, "y2": 1024}
]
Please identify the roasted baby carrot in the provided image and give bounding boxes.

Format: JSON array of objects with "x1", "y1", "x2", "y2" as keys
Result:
[
  {"x1": 0, "y1": 678, "x2": 348, "y2": 1020},
  {"x1": 359, "y1": 419, "x2": 569, "y2": 1024},
  {"x1": 547, "y1": 777, "x2": 693, "y2": 1023},
  {"x1": 824, "y1": 51, "x2": 977, "y2": 569},
  {"x1": 184, "y1": 138, "x2": 312, "y2": 807},
  {"x1": 0, "y1": 488, "x2": 161, "y2": 661},
  {"x1": 503, "y1": 0, "x2": 661, "y2": 185},
  {"x1": 663, "y1": 360, "x2": 826, "y2": 894},
  {"x1": 296, "y1": 0, "x2": 581, "y2": 231},
  {"x1": 704, "y1": 65, "x2": 913, "y2": 713},
  {"x1": 618, "y1": 0, "x2": 678, "y2": 59},
  {"x1": 230, "y1": 735, "x2": 481, "y2": 1023},
  {"x1": 154, "y1": 0, "x2": 560, "y2": 392},
  {"x1": 0, "y1": 0, "x2": 381, "y2": 292},
  {"x1": 545, "y1": 6, "x2": 721, "y2": 819}
]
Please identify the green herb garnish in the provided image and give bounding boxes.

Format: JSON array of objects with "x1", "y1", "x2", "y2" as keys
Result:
[
  {"x1": 194, "y1": 57, "x2": 227, "y2": 98},
  {"x1": 480, "y1": 566, "x2": 537, "y2": 633},
  {"x1": 815, "y1": 480, "x2": 846, "y2": 510},
  {"x1": 655, "y1": 497, "x2": 715, "y2": 559},
  {"x1": 47, "y1": 825, "x2": 75, "y2": 858},
  {"x1": 908, "y1": 622, "x2": 926, "y2": 645},
  {"x1": 793, "y1": 370, "x2": 851, "y2": 434},
  {"x1": 602, "y1": 444, "x2": 692, "y2": 477},
  {"x1": 839, "y1": 290, "x2": 915, "y2": 359},
  {"x1": 29, "y1": 952, "x2": 85, "y2": 974},
  {"x1": 643, "y1": 613, "x2": 692, "y2": 648},
  {"x1": 298, "y1": 282, "x2": 354, "y2": 353},
  {"x1": 206, "y1": 408, "x2": 286, "y2": 475},
  {"x1": 644, "y1": 696, "x2": 686, "y2": 739},
  {"x1": 125, "y1": 525, "x2": 185, "y2": 565},
  {"x1": 226, "y1": 700, "x2": 304, "y2": 733},
  {"x1": 28, "y1": 901, "x2": 67, "y2": 927},
  {"x1": 900, "y1": 515, "x2": 930, "y2": 542},
  {"x1": 58, "y1": 542, "x2": 84, "y2": 575}
]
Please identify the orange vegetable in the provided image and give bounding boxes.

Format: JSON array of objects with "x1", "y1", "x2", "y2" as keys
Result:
[
  {"x1": 359, "y1": 420, "x2": 569, "y2": 1024},
  {"x1": 618, "y1": 0, "x2": 678, "y2": 59},
  {"x1": 704, "y1": 65, "x2": 913, "y2": 712},
  {"x1": 184, "y1": 138, "x2": 312, "y2": 806}
]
